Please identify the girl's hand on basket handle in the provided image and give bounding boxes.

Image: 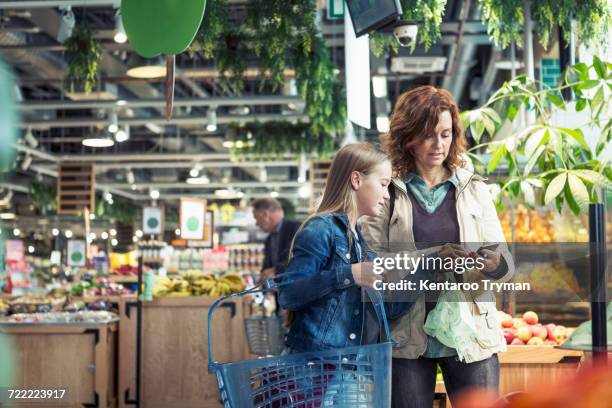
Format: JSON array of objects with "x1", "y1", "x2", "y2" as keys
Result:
[{"x1": 351, "y1": 262, "x2": 379, "y2": 289}]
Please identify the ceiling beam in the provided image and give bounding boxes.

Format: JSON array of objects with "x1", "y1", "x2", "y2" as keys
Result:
[
  {"x1": 19, "y1": 95, "x2": 303, "y2": 111},
  {"x1": 20, "y1": 113, "x2": 307, "y2": 129},
  {"x1": 103, "y1": 181, "x2": 304, "y2": 189}
]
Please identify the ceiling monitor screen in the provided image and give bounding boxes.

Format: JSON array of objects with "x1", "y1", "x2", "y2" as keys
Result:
[{"x1": 345, "y1": 0, "x2": 403, "y2": 37}]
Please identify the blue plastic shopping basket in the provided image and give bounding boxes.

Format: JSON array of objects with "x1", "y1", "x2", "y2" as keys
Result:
[{"x1": 207, "y1": 272, "x2": 395, "y2": 407}]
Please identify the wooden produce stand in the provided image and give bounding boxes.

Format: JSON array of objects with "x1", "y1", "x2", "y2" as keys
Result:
[
  {"x1": 434, "y1": 345, "x2": 584, "y2": 407},
  {"x1": 0, "y1": 320, "x2": 118, "y2": 407},
  {"x1": 118, "y1": 296, "x2": 249, "y2": 408}
]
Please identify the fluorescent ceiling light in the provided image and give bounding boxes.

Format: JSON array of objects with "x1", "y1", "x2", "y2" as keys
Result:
[
  {"x1": 0, "y1": 213, "x2": 16, "y2": 220},
  {"x1": 186, "y1": 175, "x2": 210, "y2": 185},
  {"x1": 82, "y1": 137, "x2": 115, "y2": 148},
  {"x1": 115, "y1": 125, "x2": 130, "y2": 142}
]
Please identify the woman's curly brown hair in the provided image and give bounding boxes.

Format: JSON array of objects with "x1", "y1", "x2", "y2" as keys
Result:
[{"x1": 381, "y1": 85, "x2": 466, "y2": 178}]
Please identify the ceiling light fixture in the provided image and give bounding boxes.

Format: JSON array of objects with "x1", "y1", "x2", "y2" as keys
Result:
[
  {"x1": 56, "y1": 6, "x2": 75, "y2": 43},
  {"x1": 186, "y1": 175, "x2": 210, "y2": 185},
  {"x1": 114, "y1": 125, "x2": 130, "y2": 142},
  {"x1": 126, "y1": 55, "x2": 166, "y2": 79},
  {"x1": 149, "y1": 189, "x2": 160, "y2": 200},
  {"x1": 108, "y1": 111, "x2": 119, "y2": 133},
  {"x1": 82, "y1": 136, "x2": 114, "y2": 148},
  {"x1": 113, "y1": 10, "x2": 127, "y2": 44},
  {"x1": 206, "y1": 108, "x2": 217, "y2": 132}
]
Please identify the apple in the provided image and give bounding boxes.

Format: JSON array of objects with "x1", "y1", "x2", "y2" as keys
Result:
[
  {"x1": 503, "y1": 328, "x2": 516, "y2": 344},
  {"x1": 546, "y1": 324, "x2": 557, "y2": 341},
  {"x1": 513, "y1": 317, "x2": 527, "y2": 329},
  {"x1": 532, "y1": 325, "x2": 548, "y2": 340},
  {"x1": 501, "y1": 314, "x2": 514, "y2": 328},
  {"x1": 528, "y1": 337, "x2": 544, "y2": 346},
  {"x1": 517, "y1": 325, "x2": 532, "y2": 342},
  {"x1": 523, "y1": 311, "x2": 539, "y2": 325},
  {"x1": 511, "y1": 338, "x2": 526, "y2": 345},
  {"x1": 554, "y1": 326, "x2": 568, "y2": 344}
]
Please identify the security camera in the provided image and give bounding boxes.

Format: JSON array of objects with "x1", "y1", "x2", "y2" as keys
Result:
[{"x1": 393, "y1": 22, "x2": 418, "y2": 48}]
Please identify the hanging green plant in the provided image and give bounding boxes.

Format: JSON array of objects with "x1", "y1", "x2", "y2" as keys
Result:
[
  {"x1": 461, "y1": 57, "x2": 612, "y2": 215},
  {"x1": 478, "y1": 0, "x2": 611, "y2": 50},
  {"x1": 95, "y1": 195, "x2": 138, "y2": 224},
  {"x1": 216, "y1": 28, "x2": 250, "y2": 93},
  {"x1": 227, "y1": 121, "x2": 335, "y2": 160},
  {"x1": 64, "y1": 26, "x2": 102, "y2": 93},
  {"x1": 245, "y1": 0, "x2": 316, "y2": 91},
  {"x1": 188, "y1": 0, "x2": 229, "y2": 59},
  {"x1": 31, "y1": 180, "x2": 57, "y2": 215}
]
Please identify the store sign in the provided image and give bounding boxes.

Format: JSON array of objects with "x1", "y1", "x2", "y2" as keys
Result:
[
  {"x1": 327, "y1": 0, "x2": 344, "y2": 19},
  {"x1": 67, "y1": 240, "x2": 86, "y2": 267},
  {"x1": 179, "y1": 198, "x2": 207, "y2": 240},
  {"x1": 143, "y1": 206, "x2": 164, "y2": 235}
]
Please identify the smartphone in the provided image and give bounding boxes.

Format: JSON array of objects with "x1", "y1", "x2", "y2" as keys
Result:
[{"x1": 477, "y1": 243, "x2": 499, "y2": 254}]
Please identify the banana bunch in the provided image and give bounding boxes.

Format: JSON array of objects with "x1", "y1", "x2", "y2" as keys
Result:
[
  {"x1": 192, "y1": 273, "x2": 245, "y2": 297},
  {"x1": 152, "y1": 273, "x2": 245, "y2": 297},
  {"x1": 152, "y1": 276, "x2": 190, "y2": 297}
]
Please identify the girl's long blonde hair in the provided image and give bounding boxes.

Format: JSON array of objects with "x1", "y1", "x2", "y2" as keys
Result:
[{"x1": 290, "y1": 143, "x2": 389, "y2": 256}]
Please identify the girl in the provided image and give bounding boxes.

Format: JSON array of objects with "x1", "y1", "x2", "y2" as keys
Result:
[{"x1": 278, "y1": 143, "x2": 392, "y2": 352}]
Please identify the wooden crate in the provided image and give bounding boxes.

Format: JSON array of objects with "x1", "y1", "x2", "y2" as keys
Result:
[
  {"x1": 0, "y1": 321, "x2": 118, "y2": 407},
  {"x1": 57, "y1": 162, "x2": 95, "y2": 215},
  {"x1": 118, "y1": 296, "x2": 249, "y2": 408},
  {"x1": 434, "y1": 346, "x2": 584, "y2": 407}
]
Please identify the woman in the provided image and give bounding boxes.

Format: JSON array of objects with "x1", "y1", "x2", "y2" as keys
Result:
[
  {"x1": 278, "y1": 142, "x2": 392, "y2": 353},
  {"x1": 360, "y1": 86, "x2": 514, "y2": 408}
]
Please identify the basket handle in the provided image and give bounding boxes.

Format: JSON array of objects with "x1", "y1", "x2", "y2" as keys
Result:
[{"x1": 363, "y1": 288, "x2": 394, "y2": 344}]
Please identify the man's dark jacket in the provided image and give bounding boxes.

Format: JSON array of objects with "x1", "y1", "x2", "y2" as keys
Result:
[{"x1": 262, "y1": 219, "x2": 301, "y2": 275}]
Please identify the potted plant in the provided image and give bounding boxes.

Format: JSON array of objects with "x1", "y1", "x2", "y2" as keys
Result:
[{"x1": 64, "y1": 26, "x2": 102, "y2": 94}]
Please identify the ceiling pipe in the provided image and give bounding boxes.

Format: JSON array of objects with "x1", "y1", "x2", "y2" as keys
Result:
[
  {"x1": 33, "y1": 160, "x2": 299, "y2": 172},
  {"x1": 102, "y1": 181, "x2": 305, "y2": 190},
  {"x1": 0, "y1": 0, "x2": 121, "y2": 8},
  {"x1": 131, "y1": 192, "x2": 301, "y2": 201},
  {"x1": 19, "y1": 95, "x2": 304, "y2": 111},
  {"x1": 20, "y1": 113, "x2": 308, "y2": 129}
]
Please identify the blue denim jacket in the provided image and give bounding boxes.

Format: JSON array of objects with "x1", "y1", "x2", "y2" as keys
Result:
[{"x1": 279, "y1": 213, "x2": 405, "y2": 352}]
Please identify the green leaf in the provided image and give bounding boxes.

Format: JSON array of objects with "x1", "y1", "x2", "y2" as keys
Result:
[
  {"x1": 524, "y1": 128, "x2": 547, "y2": 158},
  {"x1": 571, "y1": 169, "x2": 612, "y2": 190},
  {"x1": 547, "y1": 92, "x2": 565, "y2": 110},
  {"x1": 567, "y1": 173, "x2": 590, "y2": 212},
  {"x1": 524, "y1": 145, "x2": 545, "y2": 176},
  {"x1": 593, "y1": 56, "x2": 607, "y2": 79},
  {"x1": 520, "y1": 180, "x2": 535, "y2": 207},
  {"x1": 487, "y1": 144, "x2": 506, "y2": 173},
  {"x1": 526, "y1": 178, "x2": 544, "y2": 188},
  {"x1": 544, "y1": 172, "x2": 567, "y2": 205},
  {"x1": 558, "y1": 127, "x2": 590, "y2": 152},
  {"x1": 575, "y1": 98, "x2": 587, "y2": 112},
  {"x1": 483, "y1": 107, "x2": 502, "y2": 124},
  {"x1": 573, "y1": 63, "x2": 589, "y2": 81},
  {"x1": 564, "y1": 184, "x2": 581, "y2": 216},
  {"x1": 590, "y1": 86, "x2": 604, "y2": 115},
  {"x1": 471, "y1": 119, "x2": 485, "y2": 143},
  {"x1": 482, "y1": 114, "x2": 496, "y2": 137},
  {"x1": 578, "y1": 80, "x2": 600, "y2": 91}
]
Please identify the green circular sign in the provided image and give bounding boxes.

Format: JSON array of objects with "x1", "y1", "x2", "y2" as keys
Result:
[
  {"x1": 71, "y1": 252, "x2": 83, "y2": 263},
  {"x1": 186, "y1": 216, "x2": 200, "y2": 232},
  {"x1": 147, "y1": 217, "x2": 159, "y2": 229}
]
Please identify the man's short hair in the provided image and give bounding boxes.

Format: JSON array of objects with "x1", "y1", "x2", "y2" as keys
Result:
[{"x1": 251, "y1": 197, "x2": 282, "y2": 213}]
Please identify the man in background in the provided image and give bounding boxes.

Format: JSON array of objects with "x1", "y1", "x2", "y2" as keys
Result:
[{"x1": 251, "y1": 198, "x2": 301, "y2": 280}]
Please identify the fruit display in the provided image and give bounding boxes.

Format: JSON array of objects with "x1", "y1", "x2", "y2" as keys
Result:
[
  {"x1": 9, "y1": 295, "x2": 56, "y2": 314},
  {"x1": 500, "y1": 205, "x2": 555, "y2": 243},
  {"x1": 514, "y1": 262, "x2": 581, "y2": 294},
  {"x1": 4, "y1": 311, "x2": 118, "y2": 324},
  {"x1": 69, "y1": 278, "x2": 132, "y2": 297},
  {"x1": 152, "y1": 271, "x2": 246, "y2": 297},
  {"x1": 0, "y1": 298, "x2": 9, "y2": 315},
  {"x1": 499, "y1": 310, "x2": 574, "y2": 346}
]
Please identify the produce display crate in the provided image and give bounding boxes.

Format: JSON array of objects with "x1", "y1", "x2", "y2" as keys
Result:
[
  {"x1": 434, "y1": 345, "x2": 584, "y2": 406},
  {"x1": 0, "y1": 320, "x2": 118, "y2": 407},
  {"x1": 118, "y1": 296, "x2": 249, "y2": 408}
]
